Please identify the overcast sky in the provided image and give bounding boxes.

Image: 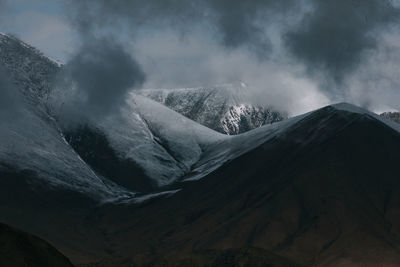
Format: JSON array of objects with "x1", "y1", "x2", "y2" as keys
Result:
[
  {"x1": 0, "y1": 0, "x2": 74, "y2": 62},
  {"x1": 1, "y1": 0, "x2": 400, "y2": 115}
]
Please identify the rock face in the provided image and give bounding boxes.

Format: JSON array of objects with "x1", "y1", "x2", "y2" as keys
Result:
[
  {"x1": 381, "y1": 112, "x2": 400, "y2": 123},
  {"x1": 138, "y1": 85, "x2": 286, "y2": 135},
  {"x1": 0, "y1": 223, "x2": 73, "y2": 267}
]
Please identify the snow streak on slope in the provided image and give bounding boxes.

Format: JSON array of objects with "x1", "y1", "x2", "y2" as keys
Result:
[
  {"x1": 138, "y1": 84, "x2": 285, "y2": 135},
  {"x1": 95, "y1": 94, "x2": 227, "y2": 186},
  {"x1": 0, "y1": 34, "x2": 138, "y2": 202},
  {"x1": 0, "y1": 106, "x2": 136, "y2": 201}
]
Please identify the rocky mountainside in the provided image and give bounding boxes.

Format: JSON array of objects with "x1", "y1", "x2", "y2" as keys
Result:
[
  {"x1": 381, "y1": 111, "x2": 400, "y2": 123},
  {"x1": 138, "y1": 85, "x2": 286, "y2": 135}
]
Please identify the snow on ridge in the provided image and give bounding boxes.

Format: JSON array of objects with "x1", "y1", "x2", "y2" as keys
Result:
[
  {"x1": 130, "y1": 189, "x2": 181, "y2": 204},
  {"x1": 138, "y1": 85, "x2": 285, "y2": 135},
  {"x1": 91, "y1": 93, "x2": 227, "y2": 187},
  {"x1": 0, "y1": 33, "x2": 62, "y2": 67},
  {"x1": 185, "y1": 102, "x2": 400, "y2": 182},
  {"x1": 332, "y1": 102, "x2": 400, "y2": 133}
]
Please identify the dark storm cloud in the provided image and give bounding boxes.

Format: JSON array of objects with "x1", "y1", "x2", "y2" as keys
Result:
[
  {"x1": 58, "y1": 0, "x2": 299, "y2": 122},
  {"x1": 204, "y1": 0, "x2": 297, "y2": 57},
  {"x1": 61, "y1": 0, "x2": 400, "y2": 112},
  {"x1": 66, "y1": 0, "x2": 297, "y2": 57},
  {"x1": 285, "y1": 0, "x2": 400, "y2": 93},
  {"x1": 57, "y1": 38, "x2": 145, "y2": 124}
]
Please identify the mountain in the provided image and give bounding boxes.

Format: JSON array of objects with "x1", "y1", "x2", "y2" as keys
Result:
[
  {"x1": 0, "y1": 32, "x2": 283, "y2": 193},
  {"x1": 0, "y1": 222, "x2": 73, "y2": 267},
  {"x1": 381, "y1": 111, "x2": 400, "y2": 124},
  {"x1": 3, "y1": 102, "x2": 400, "y2": 267},
  {"x1": 138, "y1": 85, "x2": 286, "y2": 135},
  {"x1": 68, "y1": 103, "x2": 400, "y2": 267},
  {"x1": 2, "y1": 34, "x2": 400, "y2": 267},
  {"x1": 64, "y1": 93, "x2": 228, "y2": 190},
  {"x1": 0, "y1": 33, "x2": 226, "y2": 198}
]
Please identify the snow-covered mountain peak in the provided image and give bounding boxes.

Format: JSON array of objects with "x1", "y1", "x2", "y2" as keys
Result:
[{"x1": 138, "y1": 84, "x2": 286, "y2": 135}]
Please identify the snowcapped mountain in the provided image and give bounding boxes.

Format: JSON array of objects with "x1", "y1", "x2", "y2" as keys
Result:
[
  {"x1": 0, "y1": 33, "x2": 288, "y2": 200},
  {"x1": 0, "y1": 33, "x2": 131, "y2": 201},
  {"x1": 138, "y1": 85, "x2": 286, "y2": 135},
  {"x1": 3, "y1": 33, "x2": 400, "y2": 266},
  {"x1": 65, "y1": 94, "x2": 227, "y2": 190},
  {"x1": 0, "y1": 33, "x2": 227, "y2": 200}
]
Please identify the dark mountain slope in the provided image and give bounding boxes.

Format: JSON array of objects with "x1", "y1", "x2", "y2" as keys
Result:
[
  {"x1": 64, "y1": 125, "x2": 154, "y2": 193},
  {"x1": 0, "y1": 222, "x2": 73, "y2": 267},
  {"x1": 85, "y1": 106, "x2": 400, "y2": 266}
]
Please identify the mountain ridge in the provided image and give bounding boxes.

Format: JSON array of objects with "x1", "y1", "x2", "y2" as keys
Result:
[{"x1": 138, "y1": 85, "x2": 286, "y2": 135}]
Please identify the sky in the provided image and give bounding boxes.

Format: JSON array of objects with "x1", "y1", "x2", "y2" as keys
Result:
[
  {"x1": 1, "y1": 0, "x2": 400, "y2": 116},
  {"x1": 0, "y1": 0, "x2": 74, "y2": 62}
]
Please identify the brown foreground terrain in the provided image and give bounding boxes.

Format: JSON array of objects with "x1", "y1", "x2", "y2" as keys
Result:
[{"x1": 0, "y1": 222, "x2": 73, "y2": 267}]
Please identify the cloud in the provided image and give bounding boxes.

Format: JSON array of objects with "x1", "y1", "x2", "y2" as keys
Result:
[
  {"x1": 66, "y1": 0, "x2": 301, "y2": 57},
  {"x1": 55, "y1": 38, "x2": 145, "y2": 125},
  {"x1": 345, "y1": 28, "x2": 400, "y2": 112},
  {"x1": 285, "y1": 0, "x2": 400, "y2": 97},
  {"x1": 57, "y1": 0, "x2": 400, "y2": 116},
  {"x1": 61, "y1": 0, "x2": 314, "y2": 116}
]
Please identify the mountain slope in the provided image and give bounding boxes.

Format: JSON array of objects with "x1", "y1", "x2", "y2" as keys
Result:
[
  {"x1": 0, "y1": 222, "x2": 73, "y2": 267},
  {"x1": 3, "y1": 34, "x2": 400, "y2": 267},
  {"x1": 138, "y1": 84, "x2": 286, "y2": 135},
  {"x1": 74, "y1": 104, "x2": 400, "y2": 267},
  {"x1": 65, "y1": 94, "x2": 227, "y2": 189},
  {"x1": 0, "y1": 33, "x2": 59, "y2": 106},
  {"x1": 0, "y1": 33, "x2": 226, "y2": 197},
  {"x1": 0, "y1": 33, "x2": 267, "y2": 195}
]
